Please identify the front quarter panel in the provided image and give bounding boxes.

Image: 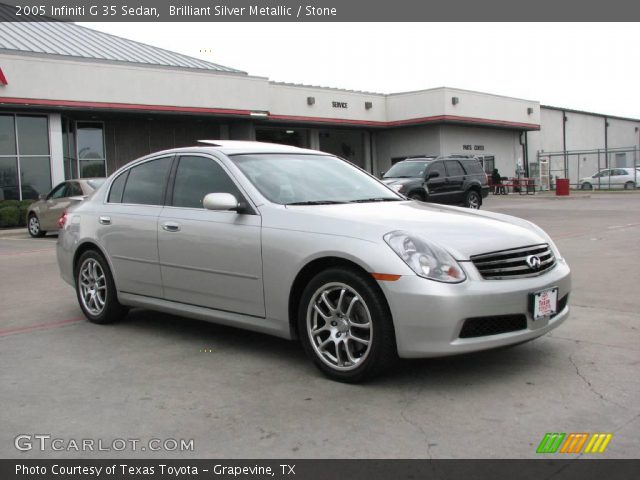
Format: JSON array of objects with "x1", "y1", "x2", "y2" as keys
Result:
[{"x1": 259, "y1": 211, "x2": 414, "y2": 334}]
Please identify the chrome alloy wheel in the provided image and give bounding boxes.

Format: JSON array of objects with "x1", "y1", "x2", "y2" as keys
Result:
[
  {"x1": 306, "y1": 282, "x2": 373, "y2": 371},
  {"x1": 28, "y1": 215, "x2": 40, "y2": 236},
  {"x1": 78, "y1": 258, "x2": 107, "y2": 316}
]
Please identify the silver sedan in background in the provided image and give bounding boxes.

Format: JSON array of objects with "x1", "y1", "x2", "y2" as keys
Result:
[
  {"x1": 27, "y1": 178, "x2": 105, "y2": 237},
  {"x1": 57, "y1": 141, "x2": 571, "y2": 382}
]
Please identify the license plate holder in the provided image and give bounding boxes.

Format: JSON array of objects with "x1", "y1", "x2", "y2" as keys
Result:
[{"x1": 529, "y1": 287, "x2": 558, "y2": 321}]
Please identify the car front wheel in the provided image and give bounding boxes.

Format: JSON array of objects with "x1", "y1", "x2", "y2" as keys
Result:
[
  {"x1": 465, "y1": 190, "x2": 481, "y2": 209},
  {"x1": 75, "y1": 250, "x2": 127, "y2": 324},
  {"x1": 298, "y1": 267, "x2": 397, "y2": 382},
  {"x1": 581, "y1": 182, "x2": 593, "y2": 190},
  {"x1": 27, "y1": 213, "x2": 45, "y2": 238}
]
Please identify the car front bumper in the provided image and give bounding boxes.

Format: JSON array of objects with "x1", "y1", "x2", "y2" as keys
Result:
[{"x1": 380, "y1": 259, "x2": 571, "y2": 358}]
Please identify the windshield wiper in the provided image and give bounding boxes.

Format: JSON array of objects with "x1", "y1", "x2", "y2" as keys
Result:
[
  {"x1": 285, "y1": 200, "x2": 347, "y2": 206},
  {"x1": 384, "y1": 175, "x2": 412, "y2": 178},
  {"x1": 349, "y1": 198, "x2": 402, "y2": 203}
]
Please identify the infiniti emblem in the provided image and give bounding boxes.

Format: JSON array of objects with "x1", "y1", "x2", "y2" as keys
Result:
[{"x1": 526, "y1": 255, "x2": 542, "y2": 270}]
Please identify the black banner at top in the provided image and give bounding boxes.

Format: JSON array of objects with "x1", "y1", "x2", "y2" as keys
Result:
[
  {"x1": 3, "y1": 459, "x2": 640, "y2": 480},
  {"x1": 0, "y1": 0, "x2": 639, "y2": 22}
]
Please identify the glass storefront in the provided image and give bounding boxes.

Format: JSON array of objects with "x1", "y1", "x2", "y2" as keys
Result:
[{"x1": 0, "y1": 114, "x2": 52, "y2": 200}]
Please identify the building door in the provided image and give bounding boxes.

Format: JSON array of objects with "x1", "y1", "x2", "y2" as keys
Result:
[
  {"x1": 319, "y1": 130, "x2": 365, "y2": 168},
  {"x1": 256, "y1": 128, "x2": 308, "y2": 148}
]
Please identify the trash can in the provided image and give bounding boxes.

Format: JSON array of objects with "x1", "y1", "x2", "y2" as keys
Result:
[{"x1": 556, "y1": 178, "x2": 570, "y2": 196}]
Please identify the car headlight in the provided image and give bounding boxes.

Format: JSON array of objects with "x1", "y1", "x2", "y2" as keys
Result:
[
  {"x1": 390, "y1": 184, "x2": 404, "y2": 192},
  {"x1": 384, "y1": 231, "x2": 466, "y2": 283}
]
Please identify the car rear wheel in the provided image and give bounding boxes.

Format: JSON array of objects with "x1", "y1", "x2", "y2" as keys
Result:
[
  {"x1": 75, "y1": 250, "x2": 127, "y2": 324},
  {"x1": 581, "y1": 182, "x2": 593, "y2": 190},
  {"x1": 27, "y1": 214, "x2": 45, "y2": 238},
  {"x1": 465, "y1": 190, "x2": 481, "y2": 209},
  {"x1": 298, "y1": 267, "x2": 397, "y2": 383},
  {"x1": 624, "y1": 181, "x2": 635, "y2": 190}
]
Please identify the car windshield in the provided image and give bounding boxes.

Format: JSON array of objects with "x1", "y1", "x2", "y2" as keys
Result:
[
  {"x1": 86, "y1": 179, "x2": 106, "y2": 190},
  {"x1": 230, "y1": 154, "x2": 402, "y2": 205},
  {"x1": 383, "y1": 161, "x2": 430, "y2": 178}
]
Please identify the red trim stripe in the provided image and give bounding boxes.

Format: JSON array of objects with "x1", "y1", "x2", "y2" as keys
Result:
[
  {"x1": 0, "y1": 68, "x2": 7, "y2": 86},
  {"x1": 0, "y1": 96, "x2": 540, "y2": 130},
  {"x1": 0, "y1": 96, "x2": 252, "y2": 117},
  {"x1": 0, "y1": 316, "x2": 85, "y2": 338}
]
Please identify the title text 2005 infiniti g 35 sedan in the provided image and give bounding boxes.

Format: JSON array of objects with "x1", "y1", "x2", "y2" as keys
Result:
[{"x1": 57, "y1": 141, "x2": 571, "y2": 382}]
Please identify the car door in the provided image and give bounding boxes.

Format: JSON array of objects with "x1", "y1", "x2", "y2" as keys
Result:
[
  {"x1": 424, "y1": 161, "x2": 448, "y2": 203},
  {"x1": 611, "y1": 168, "x2": 629, "y2": 187},
  {"x1": 157, "y1": 154, "x2": 264, "y2": 318},
  {"x1": 593, "y1": 169, "x2": 610, "y2": 188},
  {"x1": 99, "y1": 155, "x2": 173, "y2": 298},
  {"x1": 40, "y1": 182, "x2": 70, "y2": 230},
  {"x1": 444, "y1": 160, "x2": 466, "y2": 203}
]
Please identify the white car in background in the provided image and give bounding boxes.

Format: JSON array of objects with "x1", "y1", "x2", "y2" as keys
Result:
[{"x1": 579, "y1": 168, "x2": 639, "y2": 190}]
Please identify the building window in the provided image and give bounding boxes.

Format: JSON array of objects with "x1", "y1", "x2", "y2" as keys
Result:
[
  {"x1": 62, "y1": 118, "x2": 77, "y2": 180},
  {"x1": 0, "y1": 114, "x2": 51, "y2": 200},
  {"x1": 76, "y1": 122, "x2": 106, "y2": 178}
]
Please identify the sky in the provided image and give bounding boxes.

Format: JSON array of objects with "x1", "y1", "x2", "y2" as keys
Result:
[{"x1": 80, "y1": 22, "x2": 640, "y2": 119}]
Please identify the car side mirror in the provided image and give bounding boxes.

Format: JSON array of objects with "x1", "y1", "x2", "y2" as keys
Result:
[
  {"x1": 379, "y1": 171, "x2": 385, "y2": 177},
  {"x1": 38, "y1": 194, "x2": 47, "y2": 200},
  {"x1": 427, "y1": 171, "x2": 440, "y2": 179},
  {"x1": 203, "y1": 193, "x2": 243, "y2": 212}
]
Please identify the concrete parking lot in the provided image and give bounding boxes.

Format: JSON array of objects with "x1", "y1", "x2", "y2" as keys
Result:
[{"x1": 1, "y1": 192, "x2": 639, "y2": 459}]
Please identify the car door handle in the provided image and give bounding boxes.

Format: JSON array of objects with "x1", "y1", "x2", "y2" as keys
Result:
[
  {"x1": 162, "y1": 222, "x2": 181, "y2": 232},
  {"x1": 99, "y1": 216, "x2": 111, "y2": 225}
]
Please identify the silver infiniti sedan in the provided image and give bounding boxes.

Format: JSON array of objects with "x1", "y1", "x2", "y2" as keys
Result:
[{"x1": 57, "y1": 141, "x2": 571, "y2": 382}]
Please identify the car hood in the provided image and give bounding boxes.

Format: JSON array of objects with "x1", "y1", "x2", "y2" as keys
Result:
[
  {"x1": 381, "y1": 177, "x2": 420, "y2": 186},
  {"x1": 265, "y1": 201, "x2": 548, "y2": 260}
]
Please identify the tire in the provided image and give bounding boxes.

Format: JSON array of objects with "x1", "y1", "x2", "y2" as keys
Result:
[
  {"x1": 75, "y1": 250, "x2": 127, "y2": 324},
  {"x1": 408, "y1": 191, "x2": 424, "y2": 201},
  {"x1": 465, "y1": 190, "x2": 481, "y2": 209},
  {"x1": 297, "y1": 267, "x2": 397, "y2": 383},
  {"x1": 624, "y1": 181, "x2": 635, "y2": 190},
  {"x1": 581, "y1": 183, "x2": 592, "y2": 190},
  {"x1": 27, "y1": 213, "x2": 46, "y2": 238}
]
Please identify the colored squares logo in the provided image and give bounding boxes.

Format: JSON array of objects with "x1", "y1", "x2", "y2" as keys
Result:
[{"x1": 537, "y1": 433, "x2": 612, "y2": 454}]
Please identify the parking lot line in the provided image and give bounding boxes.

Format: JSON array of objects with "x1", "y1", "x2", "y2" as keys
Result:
[{"x1": 0, "y1": 316, "x2": 85, "y2": 338}]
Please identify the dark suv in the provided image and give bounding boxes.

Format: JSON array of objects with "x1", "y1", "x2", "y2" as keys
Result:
[{"x1": 381, "y1": 156, "x2": 489, "y2": 209}]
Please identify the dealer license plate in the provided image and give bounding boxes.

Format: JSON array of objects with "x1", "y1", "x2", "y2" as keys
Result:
[{"x1": 531, "y1": 287, "x2": 558, "y2": 321}]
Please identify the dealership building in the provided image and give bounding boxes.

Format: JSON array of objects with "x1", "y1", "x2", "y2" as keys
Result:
[{"x1": 1, "y1": 21, "x2": 639, "y2": 200}]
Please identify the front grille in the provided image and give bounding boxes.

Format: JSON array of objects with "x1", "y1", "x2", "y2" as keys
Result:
[
  {"x1": 459, "y1": 315, "x2": 527, "y2": 338},
  {"x1": 471, "y1": 244, "x2": 556, "y2": 280}
]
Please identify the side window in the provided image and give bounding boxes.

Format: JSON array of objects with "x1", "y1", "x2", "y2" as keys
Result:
[
  {"x1": 108, "y1": 170, "x2": 129, "y2": 203},
  {"x1": 428, "y1": 162, "x2": 446, "y2": 178},
  {"x1": 121, "y1": 157, "x2": 172, "y2": 206},
  {"x1": 172, "y1": 156, "x2": 241, "y2": 209},
  {"x1": 445, "y1": 160, "x2": 465, "y2": 177},
  {"x1": 49, "y1": 182, "x2": 68, "y2": 200}
]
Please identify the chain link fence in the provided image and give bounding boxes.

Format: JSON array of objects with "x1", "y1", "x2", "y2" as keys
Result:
[{"x1": 532, "y1": 147, "x2": 639, "y2": 191}]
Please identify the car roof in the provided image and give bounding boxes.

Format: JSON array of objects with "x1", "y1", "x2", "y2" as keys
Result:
[{"x1": 159, "y1": 140, "x2": 329, "y2": 156}]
